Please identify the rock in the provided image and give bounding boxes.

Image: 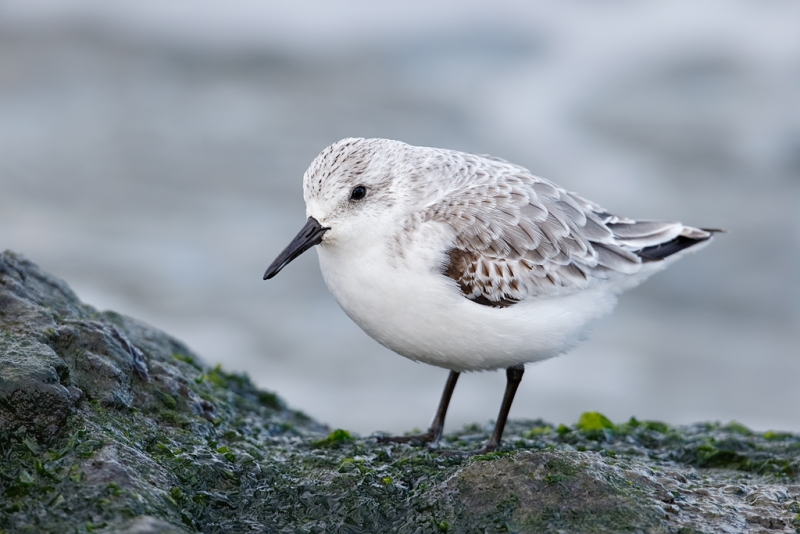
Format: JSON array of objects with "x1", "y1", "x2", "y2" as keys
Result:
[
  {"x1": 99, "y1": 516, "x2": 186, "y2": 534},
  {"x1": 1, "y1": 250, "x2": 799, "y2": 533},
  {"x1": 0, "y1": 335, "x2": 79, "y2": 439}
]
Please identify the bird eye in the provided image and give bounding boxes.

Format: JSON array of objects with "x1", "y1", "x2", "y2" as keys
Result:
[{"x1": 350, "y1": 186, "x2": 367, "y2": 201}]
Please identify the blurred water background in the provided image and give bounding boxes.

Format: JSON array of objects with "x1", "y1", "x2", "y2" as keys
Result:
[{"x1": 1, "y1": 1, "x2": 798, "y2": 435}]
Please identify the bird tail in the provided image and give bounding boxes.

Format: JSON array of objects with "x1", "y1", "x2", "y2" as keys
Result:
[
  {"x1": 635, "y1": 227, "x2": 720, "y2": 262},
  {"x1": 601, "y1": 217, "x2": 719, "y2": 262}
]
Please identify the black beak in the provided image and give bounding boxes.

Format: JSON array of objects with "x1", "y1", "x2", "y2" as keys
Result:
[{"x1": 263, "y1": 217, "x2": 330, "y2": 280}]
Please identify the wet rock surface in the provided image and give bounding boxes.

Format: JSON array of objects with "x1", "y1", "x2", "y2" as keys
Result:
[{"x1": 1, "y1": 250, "x2": 799, "y2": 533}]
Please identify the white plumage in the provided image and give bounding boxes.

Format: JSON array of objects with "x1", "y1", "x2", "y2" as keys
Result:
[
  {"x1": 265, "y1": 137, "x2": 715, "y2": 452},
  {"x1": 299, "y1": 138, "x2": 712, "y2": 371}
]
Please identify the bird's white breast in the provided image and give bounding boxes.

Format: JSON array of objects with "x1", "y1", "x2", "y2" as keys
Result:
[{"x1": 315, "y1": 222, "x2": 619, "y2": 372}]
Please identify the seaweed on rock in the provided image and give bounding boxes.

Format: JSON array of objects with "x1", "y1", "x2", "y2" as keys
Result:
[{"x1": 1, "y1": 251, "x2": 799, "y2": 534}]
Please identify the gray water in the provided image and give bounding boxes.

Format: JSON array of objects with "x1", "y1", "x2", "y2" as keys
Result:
[{"x1": 1, "y1": 1, "x2": 798, "y2": 435}]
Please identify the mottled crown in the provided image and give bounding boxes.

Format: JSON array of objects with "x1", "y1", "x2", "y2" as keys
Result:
[{"x1": 303, "y1": 138, "x2": 393, "y2": 200}]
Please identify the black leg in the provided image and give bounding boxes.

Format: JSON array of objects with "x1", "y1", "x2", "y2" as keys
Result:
[
  {"x1": 427, "y1": 370, "x2": 460, "y2": 443},
  {"x1": 440, "y1": 365, "x2": 525, "y2": 456},
  {"x1": 377, "y1": 370, "x2": 460, "y2": 445},
  {"x1": 483, "y1": 365, "x2": 525, "y2": 452}
]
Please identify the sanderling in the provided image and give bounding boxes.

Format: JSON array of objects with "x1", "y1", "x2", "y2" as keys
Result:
[{"x1": 264, "y1": 138, "x2": 716, "y2": 454}]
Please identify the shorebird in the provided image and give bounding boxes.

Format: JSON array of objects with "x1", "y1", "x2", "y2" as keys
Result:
[{"x1": 264, "y1": 138, "x2": 716, "y2": 454}]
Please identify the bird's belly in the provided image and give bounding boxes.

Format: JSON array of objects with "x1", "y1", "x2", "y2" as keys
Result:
[{"x1": 317, "y1": 246, "x2": 618, "y2": 372}]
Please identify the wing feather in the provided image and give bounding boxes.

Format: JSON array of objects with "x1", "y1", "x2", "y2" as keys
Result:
[{"x1": 415, "y1": 152, "x2": 711, "y2": 307}]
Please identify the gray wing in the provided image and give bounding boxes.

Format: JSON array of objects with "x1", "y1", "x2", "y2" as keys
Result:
[{"x1": 425, "y1": 162, "x2": 710, "y2": 306}]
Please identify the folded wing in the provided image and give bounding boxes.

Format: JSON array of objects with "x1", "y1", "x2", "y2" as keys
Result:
[{"x1": 424, "y1": 161, "x2": 713, "y2": 307}]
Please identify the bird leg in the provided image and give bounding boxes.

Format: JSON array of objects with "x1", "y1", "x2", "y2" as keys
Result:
[
  {"x1": 441, "y1": 365, "x2": 525, "y2": 456},
  {"x1": 377, "y1": 370, "x2": 460, "y2": 445},
  {"x1": 483, "y1": 365, "x2": 525, "y2": 451}
]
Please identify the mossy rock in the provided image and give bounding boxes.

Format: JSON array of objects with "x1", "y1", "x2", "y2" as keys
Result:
[{"x1": 1, "y1": 250, "x2": 799, "y2": 533}]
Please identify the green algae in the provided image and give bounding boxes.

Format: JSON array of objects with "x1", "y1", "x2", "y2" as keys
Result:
[
  {"x1": 313, "y1": 429, "x2": 354, "y2": 449},
  {"x1": 722, "y1": 421, "x2": 753, "y2": 435},
  {"x1": 576, "y1": 411, "x2": 615, "y2": 432},
  {"x1": 2, "y1": 251, "x2": 800, "y2": 533}
]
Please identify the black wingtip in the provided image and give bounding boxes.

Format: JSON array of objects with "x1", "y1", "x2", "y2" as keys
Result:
[{"x1": 636, "y1": 233, "x2": 715, "y2": 263}]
